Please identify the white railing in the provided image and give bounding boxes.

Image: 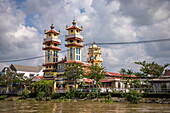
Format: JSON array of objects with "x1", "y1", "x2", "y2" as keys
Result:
[
  {"x1": 65, "y1": 34, "x2": 83, "y2": 40},
  {"x1": 44, "y1": 38, "x2": 61, "y2": 43}
]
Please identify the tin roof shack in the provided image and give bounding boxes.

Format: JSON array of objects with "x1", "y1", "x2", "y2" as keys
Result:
[{"x1": 149, "y1": 69, "x2": 170, "y2": 93}]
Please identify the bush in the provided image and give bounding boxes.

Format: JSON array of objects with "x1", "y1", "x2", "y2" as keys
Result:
[
  {"x1": 77, "y1": 92, "x2": 86, "y2": 99},
  {"x1": 36, "y1": 92, "x2": 46, "y2": 101},
  {"x1": 0, "y1": 95, "x2": 7, "y2": 100},
  {"x1": 30, "y1": 80, "x2": 54, "y2": 98},
  {"x1": 65, "y1": 89, "x2": 76, "y2": 99},
  {"x1": 105, "y1": 93, "x2": 111, "y2": 100},
  {"x1": 51, "y1": 93, "x2": 61, "y2": 99},
  {"x1": 87, "y1": 93, "x2": 97, "y2": 99},
  {"x1": 125, "y1": 90, "x2": 143, "y2": 104},
  {"x1": 18, "y1": 89, "x2": 30, "y2": 99}
]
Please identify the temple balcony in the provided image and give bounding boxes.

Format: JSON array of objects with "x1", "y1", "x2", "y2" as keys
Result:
[
  {"x1": 65, "y1": 34, "x2": 83, "y2": 40},
  {"x1": 44, "y1": 38, "x2": 61, "y2": 43}
]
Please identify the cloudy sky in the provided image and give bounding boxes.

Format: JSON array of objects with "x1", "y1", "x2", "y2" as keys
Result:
[{"x1": 0, "y1": 0, "x2": 170, "y2": 72}]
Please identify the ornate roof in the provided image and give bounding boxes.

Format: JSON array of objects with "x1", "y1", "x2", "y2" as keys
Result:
[
  {"x1": 45, "y1": 24, "x2": 60, "y2": 34},
  {"x1": 66, "y1": 20, "x2": 83, "y2": 31}
]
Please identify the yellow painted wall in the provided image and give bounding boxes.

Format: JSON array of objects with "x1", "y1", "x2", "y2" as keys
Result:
[
  {"x1": 46, "y1": 32, "x2": 59, "y2": 38},
  {"x1": 68, "y1": 29, "x2": 80, "y2": 35}
]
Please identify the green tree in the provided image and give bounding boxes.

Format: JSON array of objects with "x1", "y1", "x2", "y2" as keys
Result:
[
  {"x1": 0, "y1": 72, "x2": 31, "y2": 94},
  {"x1": 30, "y1": 80, "x2": 54, "y2": 99},
  {"x1": 135, "y1": 61, "x2": 169, "y2": 78},
  {"x1": 125, "y1": 90, "x2": 143, "y2": 104},
  {"x1": 87, "y1": 64, "x2": 106, "y2": 92},
  {"x1": 64, "y1": 63, "x2": 85, "y2": 89}
]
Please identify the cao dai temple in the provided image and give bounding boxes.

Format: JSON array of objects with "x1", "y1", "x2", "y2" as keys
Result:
[{"x1": 42, "y1": 20, "x2": 136, "y2": 93}]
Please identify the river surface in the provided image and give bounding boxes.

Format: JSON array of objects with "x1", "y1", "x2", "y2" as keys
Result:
[{"x1": 0, "y1": 101, "x2": 169, "y2": 113}]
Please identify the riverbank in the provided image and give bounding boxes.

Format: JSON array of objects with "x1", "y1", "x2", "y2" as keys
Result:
[{"x1": 1, "y1": 95, "x2": 170, "y2": 104}]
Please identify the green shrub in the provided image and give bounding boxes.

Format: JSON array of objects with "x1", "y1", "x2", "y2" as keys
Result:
[
  {"x1": 105, "y1": 93, "x2": 111, "y2": 100},
  {"x1": 18, "y1": 89, "x2": 30, "y2": 99},
  {"x1": 104, "y1": 93, "x2": 113, "y2": 103},
  {"x1": 77, "y1": 92, "x2": 86, "y2": 99},
  {"x1": 120, "y1": 92, "x2": 126, "y2": 98},
  {"x1": 36, "y1": 92, "x2": 46, "y2": 101},
  {"x1": 125, "y1": 90, "x2": 142, "y2": 104},
  {"x1": 0, "y1": 95, "x2": 7, "y2": 100},
  {"x1": 65, "y1": 89, "x2": 76, "y2": 99},
  {"x1": 51, "y1": 93, "x2": 61, "y2": 99},
  {"x1": 87, "y1": 93, "x2": 97, "y2": 99}
]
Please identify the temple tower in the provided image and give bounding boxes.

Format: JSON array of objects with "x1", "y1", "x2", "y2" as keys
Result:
[
  {"x1": 87, "y1": 42, "x2": 103, "y2": 66},
  {"x1": 43, "y1": 24, "x2": 61, "y2": 79},
  {"x1": 65, "y1": 20, "x2": 83, "y2": 62}
]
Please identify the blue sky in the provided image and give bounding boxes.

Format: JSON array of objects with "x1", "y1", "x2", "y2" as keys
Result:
[{"x1": 0, "y1": 0, "x2": 170, "y2": 72}]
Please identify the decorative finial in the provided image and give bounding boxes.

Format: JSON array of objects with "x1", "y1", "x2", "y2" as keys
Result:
[
  {"x1": 72, "y1": 19, "x2": 76, "y2": 25},
  {"x1": 50, "y1": 24, "x2": 54, "y2": 29}
]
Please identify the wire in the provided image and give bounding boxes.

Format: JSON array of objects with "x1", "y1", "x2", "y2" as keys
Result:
[
  {"x1": 0, "y1": 50, "x2": 67, "y2": 63},
  {"x1": 85, "y1": 38, "x2": 170, "y2": 45},
  {"x1": 1, "y1": 38, "x2": 170, "y2": 63}
]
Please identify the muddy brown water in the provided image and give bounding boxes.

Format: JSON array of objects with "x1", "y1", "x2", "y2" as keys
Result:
[{"x1": 0, "y1": 101, "x2": 169, "y2": 113}]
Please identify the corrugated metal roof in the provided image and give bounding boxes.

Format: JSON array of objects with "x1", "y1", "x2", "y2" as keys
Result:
[{"x1": 10, "y1": 64, "x2": 43, "y2": 72}]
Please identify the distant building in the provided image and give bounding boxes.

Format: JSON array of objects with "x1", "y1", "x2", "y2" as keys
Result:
[
  {"x1": 149, "y1": 69, "x2": 170, "y2": 93},
  {"x1": 100, "y1": 72, "x2": 137, "y2": 92},
  {"x1": 1, "y1": 64, "x2": 44, "y2": 78}
]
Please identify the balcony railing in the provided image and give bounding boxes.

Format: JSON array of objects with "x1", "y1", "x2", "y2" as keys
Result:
[
  {"x1": 44, "y1": 38, "x2": 61, "y2": 43},
  {"x1": 65, "y1": 34, "x2": 83, "y2": 40}
]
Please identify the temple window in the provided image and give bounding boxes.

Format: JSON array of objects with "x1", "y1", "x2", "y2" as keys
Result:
[
  {"x1": 54, "y1": 43, "x2": 57, "y2": 46},
  {"x1": 70, "y1": 40, "x2": 73, "y2": 43},
  {"x1": 47, "y1": 43, "x2": 51, "y2": 46}
]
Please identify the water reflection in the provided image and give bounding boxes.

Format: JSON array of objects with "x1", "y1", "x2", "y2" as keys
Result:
[{"x1": 0, "y1": 101, "x2": 170, "y2": 113}]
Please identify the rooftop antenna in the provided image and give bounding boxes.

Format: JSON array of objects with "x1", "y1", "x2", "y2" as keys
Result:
[
  {"x1": 93, "y1": 37, "x2": 96, "y2": 44},
  {"x1": 51, "y1": 16, "x2": 54, "y2": 25}
]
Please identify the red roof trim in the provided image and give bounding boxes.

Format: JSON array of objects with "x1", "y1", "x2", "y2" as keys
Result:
[
  {"x1": 43, "y1": 41, "x2": 61, "y2": 45},
  {"x1": 106, "y1": 72, "x2": 137, "y2": 78},
  {"x1": 42, "y1": 47, "x2": 61, "y2": 50},
  {"x1": 45, "y1": 30, "x2": 60, "y2": 34},
  {"x1": 65, "y1": 61, "x2": 83, "y2": 64},
  {"x1": 65, "y1": 37, "x2": 84, "y2": 42},
  {"x1": 66, "y1": 26, "x2": 82, "y2": 31},
  {"x1": 43, "y1": 63, "x2": 57, "y2": 66},
  {"x1": 56, "y1": 59, "x2": 67, "y2": 64},
  {"x1": 65, "y1": 43, "x2": 84, "y2": 47}
]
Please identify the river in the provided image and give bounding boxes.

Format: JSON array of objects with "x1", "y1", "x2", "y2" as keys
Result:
[{"x1": 0, "y1": 101, "x2": 169, "y2": 113}]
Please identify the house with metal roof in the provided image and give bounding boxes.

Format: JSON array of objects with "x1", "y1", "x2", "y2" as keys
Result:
[{"x1": 1, "y1": 64, "x2": 44, "y2": 78}]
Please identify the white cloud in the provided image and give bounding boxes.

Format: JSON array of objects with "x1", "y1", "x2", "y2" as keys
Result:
[
  {"x1": 0, "y1": 0, "x2": 170, "y2": 72},
  {"x1": 0, "y1": 0, "x2": 43, "y2": 70}
]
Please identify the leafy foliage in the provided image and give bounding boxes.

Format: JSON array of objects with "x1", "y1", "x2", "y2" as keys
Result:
[
  {"x1": 86, "y1": 64, "x2": 106, "y2": 92},
  {"x1": 64, "y1": 63, "x2": 85, "y2": 89},
  {"x1": 0, "y1": 72, "x2": 32, "y2": 94},
  {"x1": 135, "y1": 61, "x2": 169, "y2": 78},
  {"x1": 65, "y1": 88, "x2": 77, "y2": 99},
  {"x1": 18, "y1": 89, "x2": 30, "y2": 99},
  {"x1": 30, "y1": 80, "x2": 54, "y2": 98},
  {"x1": 125, "y1": 90, "x2": 143, "y2": 104},
  {"x1": 87, "y1": 93, "x2": 97, "y2": 99}
]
